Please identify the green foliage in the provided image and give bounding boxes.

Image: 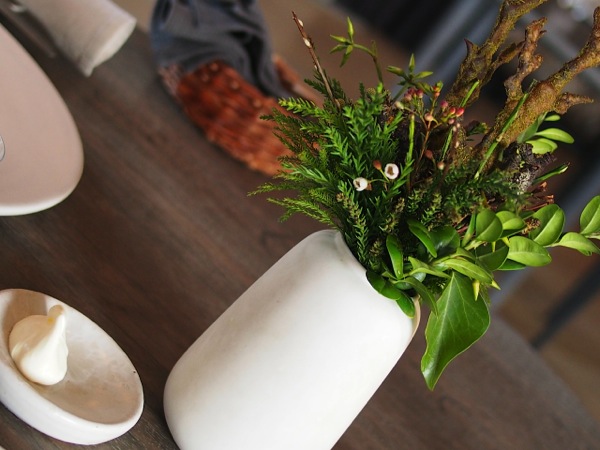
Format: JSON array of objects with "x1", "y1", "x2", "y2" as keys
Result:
[
  {"x1": 580, "y1": 196, "x2": 600, "y2": 238},
  {"x1": 517, "y1": 113, "x2": 574, "y2": 155},
  {"x1": 388, "y1": 54, "x2": 435, "y2": 100},
  {"x1": 378, "y1": 199, "x2": 600, "y2": 389},
  {"x1": 330, "y1": 17, "x2": 383, "y2": 82},
  {"x1": 422, "y1": 272, "x2": 490, "y2": 390},
  {"x1": 254, "y1": 17, "x2": 600, "y2": 390}
]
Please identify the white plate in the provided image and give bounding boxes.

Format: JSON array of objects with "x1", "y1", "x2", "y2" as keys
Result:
[
  {"x1": 0, "y1": 289, "x2": 143, "y2": 445},
  {"x1": 0, "y1": 24, "x2": 83, "y2": 216}
]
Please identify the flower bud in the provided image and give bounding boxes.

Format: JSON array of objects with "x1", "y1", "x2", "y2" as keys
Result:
[
  {"x1": 353, "y1": 177, "x2": 369, "y2": 191},
  {"x1": 384, "y1": 164, "x2": 399, "y2": 180}
]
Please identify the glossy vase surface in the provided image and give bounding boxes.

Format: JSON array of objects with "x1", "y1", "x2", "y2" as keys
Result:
[{"x1": 164, "y1": 230, "x2": 420, "y2": 450}]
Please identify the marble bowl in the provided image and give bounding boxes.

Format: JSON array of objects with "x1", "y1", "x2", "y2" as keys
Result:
[{"x1": 0, "y1": 289, "x2": 143, "y2": 445}]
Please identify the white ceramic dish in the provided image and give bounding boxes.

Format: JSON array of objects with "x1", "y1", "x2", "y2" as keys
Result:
[
  {"x1": 0, "y1": 289, "x2": 143, "y2": 445},
  {"x1": 0, "y1": 24, "x2": 83, "y2": 216}
]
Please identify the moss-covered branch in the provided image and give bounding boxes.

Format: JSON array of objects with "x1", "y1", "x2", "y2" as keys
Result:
[
  {"x1": 476, "y1": 7, "x2": 600, "y2": 159},
  {"x1": 445, "y1": 0, "x2": 547, "y2": 108}
]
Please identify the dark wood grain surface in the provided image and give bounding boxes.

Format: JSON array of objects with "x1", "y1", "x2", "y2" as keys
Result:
[{"x1": 1, "y1": 27, "x2": 599, "y2": 450}]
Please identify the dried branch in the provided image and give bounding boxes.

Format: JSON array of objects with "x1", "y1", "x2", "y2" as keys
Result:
[
  {"x1": 503, "y1": 18, "x2": 546, "y2": 102},
  {"x1": 554, "y1": 92, "x2": 594, "y2": 114},
  {"x1": 445, "y1": 0, "x2": 547, "y2": 108},
  {"x1": 477, "y1": 7, "x2": 600, "y2": 157}
]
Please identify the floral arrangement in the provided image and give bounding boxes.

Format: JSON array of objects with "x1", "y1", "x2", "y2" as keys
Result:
[{"x1": 254, "y1": 1, "x2": 600, "y2": 389}]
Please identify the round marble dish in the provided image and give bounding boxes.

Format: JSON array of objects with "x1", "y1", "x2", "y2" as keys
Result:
[
  {"x1": 0, "y1": 289, "x2": 143, "y2": 445},
  {"x1": 0, "y1": 24, "x2": 84, "y2": 216}
]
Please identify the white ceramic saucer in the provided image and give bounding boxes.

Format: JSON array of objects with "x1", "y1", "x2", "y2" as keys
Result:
[
  {"x1": 0, "y1": 24, "x2": 83, "y2": 216},
  {"x1": 0, "y1": 289, "x2": 143, "y2": 445}
]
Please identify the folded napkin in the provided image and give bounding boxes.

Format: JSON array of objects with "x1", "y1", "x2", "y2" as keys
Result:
[
  {"x1": 150, "y1": 0, "x2": 288, "y2": 98},
  {"x1": 19, "y1": 0, "x2": 136, "y2": 76}
]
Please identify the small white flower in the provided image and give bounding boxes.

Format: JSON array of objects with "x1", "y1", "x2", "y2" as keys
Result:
[
  {"x1": 353, "y1": 177, "x2": 369, "y2": 191},
  {"x1": 384, "y1": 163, "x2": 399, "y2": 180}
]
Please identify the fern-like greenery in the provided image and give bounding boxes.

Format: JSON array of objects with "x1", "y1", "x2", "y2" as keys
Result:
[
  {"x1": 257, "y1": 75, "x2": 526, "y2": 278},
  {"x1": 253, "y1": 10, "x2": 600, "y2": 389}
]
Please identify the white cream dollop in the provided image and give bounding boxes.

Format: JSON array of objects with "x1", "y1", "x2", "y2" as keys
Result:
[{"x1": 9, "y1": 304, "x2": 69, "y2": 385}]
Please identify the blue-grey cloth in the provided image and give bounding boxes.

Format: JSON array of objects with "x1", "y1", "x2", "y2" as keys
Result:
[{"x1": 150, "y1": 0, "x2": 288, "y2": 98}]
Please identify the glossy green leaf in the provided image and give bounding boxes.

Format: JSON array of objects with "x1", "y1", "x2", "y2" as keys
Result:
[
  {"x1": 529, "y1": 138, "x2": 557, "y2": 154},
  {"x1": 557, "y1": 232, "x2": 600, "y2": 256},
  {"x1": 342, "y1": 46, "x2": 354, "y2": 66},
  {"x1": 534, "y1": 163, "x2": 569, "y2": 184},
  {"x1": 498, "y1": 259, "x2": 527, "y2": 271},
  {"x1": 415, "y1": 71, "x2": 434, "y2": 79},
  {"x1": 496, "y1": 211, "x2": 525, "y2": 236},
  {"x1": 386, "y1": 235, "x2": 404, "y2": 278},
  {"x1": 367, "y1": 270, "x2": 415, "y2": 317},
  {"x1": 408, "y1": 220, "x2": 437, "y2": 257},
  {"x1": 346, "y1": 16, "x2": 354, "y2": 38},
  {"x1": 535, "y1": 127, "x2": 574, "y2": 143},
  {"x1": 387, "y1": 65, "x2": 405, "y2": 77},
  {"x1": 475, "y1": 209, "x2": 503, "y2": 243},
  {"x1": 330, "y1": 35, "x2": 349, "y2": 44},
  {"x1": 421, "y1": 272, "x2": 490, "y2": 390},
  {"x1": 440, "y1": 258, "x2": 493, "y2": 285},
  {"x1": 430, "y1": 225, "x2": 460, "y2": 257},
  {"x1": 395, "y1": 289, "x2": 417, "y2": 318},
  {"x1": 545, "y1": 114, "x2": 561, "y2": 122},
  {"x1": 580, "y1": 195, "x2": 600, "y2": 236},
  {"x1": 330, "y1": 44, "x2": 347, "y2": 53},
  {"x1": 529, "y1": 204, "x2": 565, "y2": 246},
  {"x1": 401, "y1": 276, "x2": 437, "y2": 315},
  {"x1": 507, "y1": 236, "x2": 552, "y2": 266},
  {"x1": 454, "y1": 247, "x2": 477, "y2": 261},
  {"x1": 519, "y1": 209, "x2": 535, "y2": 220},
  {"x1": 462, "y1": 214, "x2": 476, "y2": 246},
  {"x1": 479, "y1": 285, "x2": 491, "y2": 305},
  {"x1": 474, "y1": 242, "x2": 510, "y2": 271},
  {"x1": 409, "y1": 257, "x2": 449, "y2": 279},
  {"x1": 517, "y1": 113, "x2": 546, "y2": 143},
  {"x1": 366, "y1": 269, "x2": 386, "y2": 292}
]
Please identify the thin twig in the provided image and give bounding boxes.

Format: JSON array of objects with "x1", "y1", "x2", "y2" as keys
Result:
[{"x1": 292, "y1": 11, "x2": 340, "y2": 109}]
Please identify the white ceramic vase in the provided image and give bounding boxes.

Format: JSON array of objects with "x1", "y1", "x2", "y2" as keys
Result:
[{"x1": 164, "y1": 230, "x2": 420, "y2": 450}]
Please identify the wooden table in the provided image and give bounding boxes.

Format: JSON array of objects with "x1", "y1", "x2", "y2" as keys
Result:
[{"x1": 1, "y1": 22, "x2": 600, "y2": 450}]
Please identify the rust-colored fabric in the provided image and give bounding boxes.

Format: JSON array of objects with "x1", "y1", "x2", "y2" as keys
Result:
[{"x1": 159, "y1": 57, "x2": 317, "y2": 175}]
